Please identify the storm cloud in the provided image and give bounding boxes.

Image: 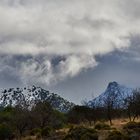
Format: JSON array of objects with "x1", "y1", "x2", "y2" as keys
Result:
[{"x1": 0, "y1": 0, "x2": 140, "y2": 86}]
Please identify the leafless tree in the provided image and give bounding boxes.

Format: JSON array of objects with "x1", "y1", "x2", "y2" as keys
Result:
[{"x1": 124, "y1": 89, "x2": 140, "y2": 121}]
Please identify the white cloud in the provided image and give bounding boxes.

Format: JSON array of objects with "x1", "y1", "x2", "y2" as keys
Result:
[{"x1": 0, "y1": 0, "x2": 140, "y2": 85}]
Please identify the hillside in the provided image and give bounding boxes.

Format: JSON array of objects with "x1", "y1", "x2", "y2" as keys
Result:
[{"x1": 0, "y1": 86, "x2": 74, "y2": 112}]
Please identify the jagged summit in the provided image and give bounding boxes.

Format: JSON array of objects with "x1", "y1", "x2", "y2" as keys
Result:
[
  {"x1": 88, "y1": 81, "x2": 133, "y2": 108},
  {"x1": 0, "y1": 85, "x2": 75, "y2": 112},
  {"x1": 107, "y1": 81, "x2": 119, "y2": 88}
]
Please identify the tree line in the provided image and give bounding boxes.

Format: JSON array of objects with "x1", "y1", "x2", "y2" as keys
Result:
[{"x1": 0, "y1": 102, "x2": 66, "y2": 139}]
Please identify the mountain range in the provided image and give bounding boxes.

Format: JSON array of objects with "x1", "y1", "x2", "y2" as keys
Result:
[{"x1": 0, "y1": 82, "x2": 134, "y2": 112}]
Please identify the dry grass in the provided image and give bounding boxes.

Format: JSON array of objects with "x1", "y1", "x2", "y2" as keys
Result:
[
  {"x1": 106, "y1": 118, "x2": 140, "y2": 130},
  {"x1": 21, "y1": 136, "x2": 37, "y2": 140},
  {"x1": 21, "y1": 118, "x2": 140, "y2": 140},
  {"x1": 98, "y1": 130, "x2": 110, "y2": 140}
]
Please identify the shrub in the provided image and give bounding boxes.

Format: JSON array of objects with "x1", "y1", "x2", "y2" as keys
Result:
[
  {"x1": 81, "y1": 133, "x2": 98, "y2": 140},
  {"x1": 23, "y1": 136, "x2": 35, "y2": 140},
  {"x1": 95, "y1": 122, "x2": 110, "y2": 130},
  {"x1": 123, "y1": 122, "x2": 140, "y2": 130},
  {"x1": 51, "y1": 110, "x2": 67, "y2": 129},
  {"x1": 123, "y1": 122, "x2": 140, "y2": 138},
  {"x1": 30, "y1": 128, "x2": 41, "y2": 136},
  {"x1": 63, "y1": 126, "x2": 98, "y2": 140},
  {"x1": 30, "y1": 127, "x2": 54, "y2": 138},
  {"x1": 64, "y1": 124, "x2": 75, "y2": 129},
  {"x1": 106, "y1": 131, "x2": 130, "y2": 140},
  {"x1": 0, "y1": 124, "x2": 13, "y2": 139},
  {"x1": 41, "y1": 126, "x2": 54, "y2": 137},
  {"x1": 36, "y1": 133, "x2": 41, "y2": 139}
]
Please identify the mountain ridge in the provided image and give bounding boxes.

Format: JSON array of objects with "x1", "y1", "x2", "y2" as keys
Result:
[{"x1": 0, "y1": 85, "x2": 75, "y2": 112}]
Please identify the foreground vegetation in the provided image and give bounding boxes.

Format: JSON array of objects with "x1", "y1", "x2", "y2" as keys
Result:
[
  {"x1": 0, "y1": 89, "x2": 140, "y2": 139},
  {"x1": 0, "y1": 105, "x2": 139, "y2": 140}
]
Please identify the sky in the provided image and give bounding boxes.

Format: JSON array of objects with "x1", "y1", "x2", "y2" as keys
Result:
[{"x1": 0, "y1": 0, "x2": 140, "y2": 104}]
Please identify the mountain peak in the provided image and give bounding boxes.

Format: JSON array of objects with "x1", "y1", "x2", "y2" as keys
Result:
[
  {"x1": 88, "y1": 82, "x2": 133, "y2": 108},
  {"x1": 107, "y1": 81, "x2": 119, "y2": 88}
]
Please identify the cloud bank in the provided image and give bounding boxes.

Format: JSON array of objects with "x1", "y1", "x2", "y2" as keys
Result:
[{"x1": 0, "y1": 0, "x2": 140, "y2": 85}]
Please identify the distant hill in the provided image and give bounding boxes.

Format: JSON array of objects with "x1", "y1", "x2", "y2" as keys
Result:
[
  {"x1": 0, "y1": 86, "x2": 75, "y2": 112},
  {"x1": 88, "y1": 81, "x2": 133, "y2": 108}
]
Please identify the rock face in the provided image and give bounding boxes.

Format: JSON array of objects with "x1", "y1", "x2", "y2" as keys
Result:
[
  {"x1": 0, "y1": 86, "x2": 75, "y2": 112},
  {"x1": 88, "y1": 81, "x2": 133, "y2": 108}
]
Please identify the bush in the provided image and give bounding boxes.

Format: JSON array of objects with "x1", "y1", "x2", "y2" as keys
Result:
[
  {"x1": 106, "y1": 131, "x2": 130, "y2": 140},
  {"x1": 123, "y1": 122, "x2": 140, "y2": 130},
  {"x1": 64, "y1": 124, "x2": 75, "y2": 129},
  {"x1": 0, "y1": 124, "x2": 13, "y2": 139},
  {"x1": 41, "y1": 126, "x2": 54, "y2": 137},
  {"x1": 51, "y1": 110, "x2": 66, "y2": 129},
  {"x1": 81, "y1": 133, "x2": 98, "y2": 140},
  {"x1": 30, "y1": 128, "x2": 41, "y2": 136},
  {"x1": 123, "y1": 122, "x2": 140, "y2": 138},
  {"x1": 63, "y1": 126, "x2": 98, "y2": 140},
  {"x1": 30, "y1": 127, "x2": 54, "y2": 138},
  {"x1": 23, "y1": 136, "x2": 35, "y2": 140},
  {"x1": 95, "y1": 122, "x2": 110, "y2": 130},
  {"x1": 36, "y1": 133, "x2": 41, "y2": 139}
]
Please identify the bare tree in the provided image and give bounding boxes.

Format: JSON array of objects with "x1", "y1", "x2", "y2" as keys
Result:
[
  {"x1": 124, "y1": 89, "x2": 140, "y2": 121},
  {"x1": 103, "y1": 90, "x2": 118, "y2": 125},
  {"x1": 31, "y1": 101, "x2": 54, "y2": 128},
  {"x1": 11, "y1": 106, "x2": 30, "y2": 139}
]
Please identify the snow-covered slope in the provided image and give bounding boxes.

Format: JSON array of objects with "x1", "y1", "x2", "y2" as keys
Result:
[
  {"x1": 0, "y1": 86, "x2": 75, "y2": 112},
  {"x1": 88, "y1": 81, "x2": 133, "y2": 108}
]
